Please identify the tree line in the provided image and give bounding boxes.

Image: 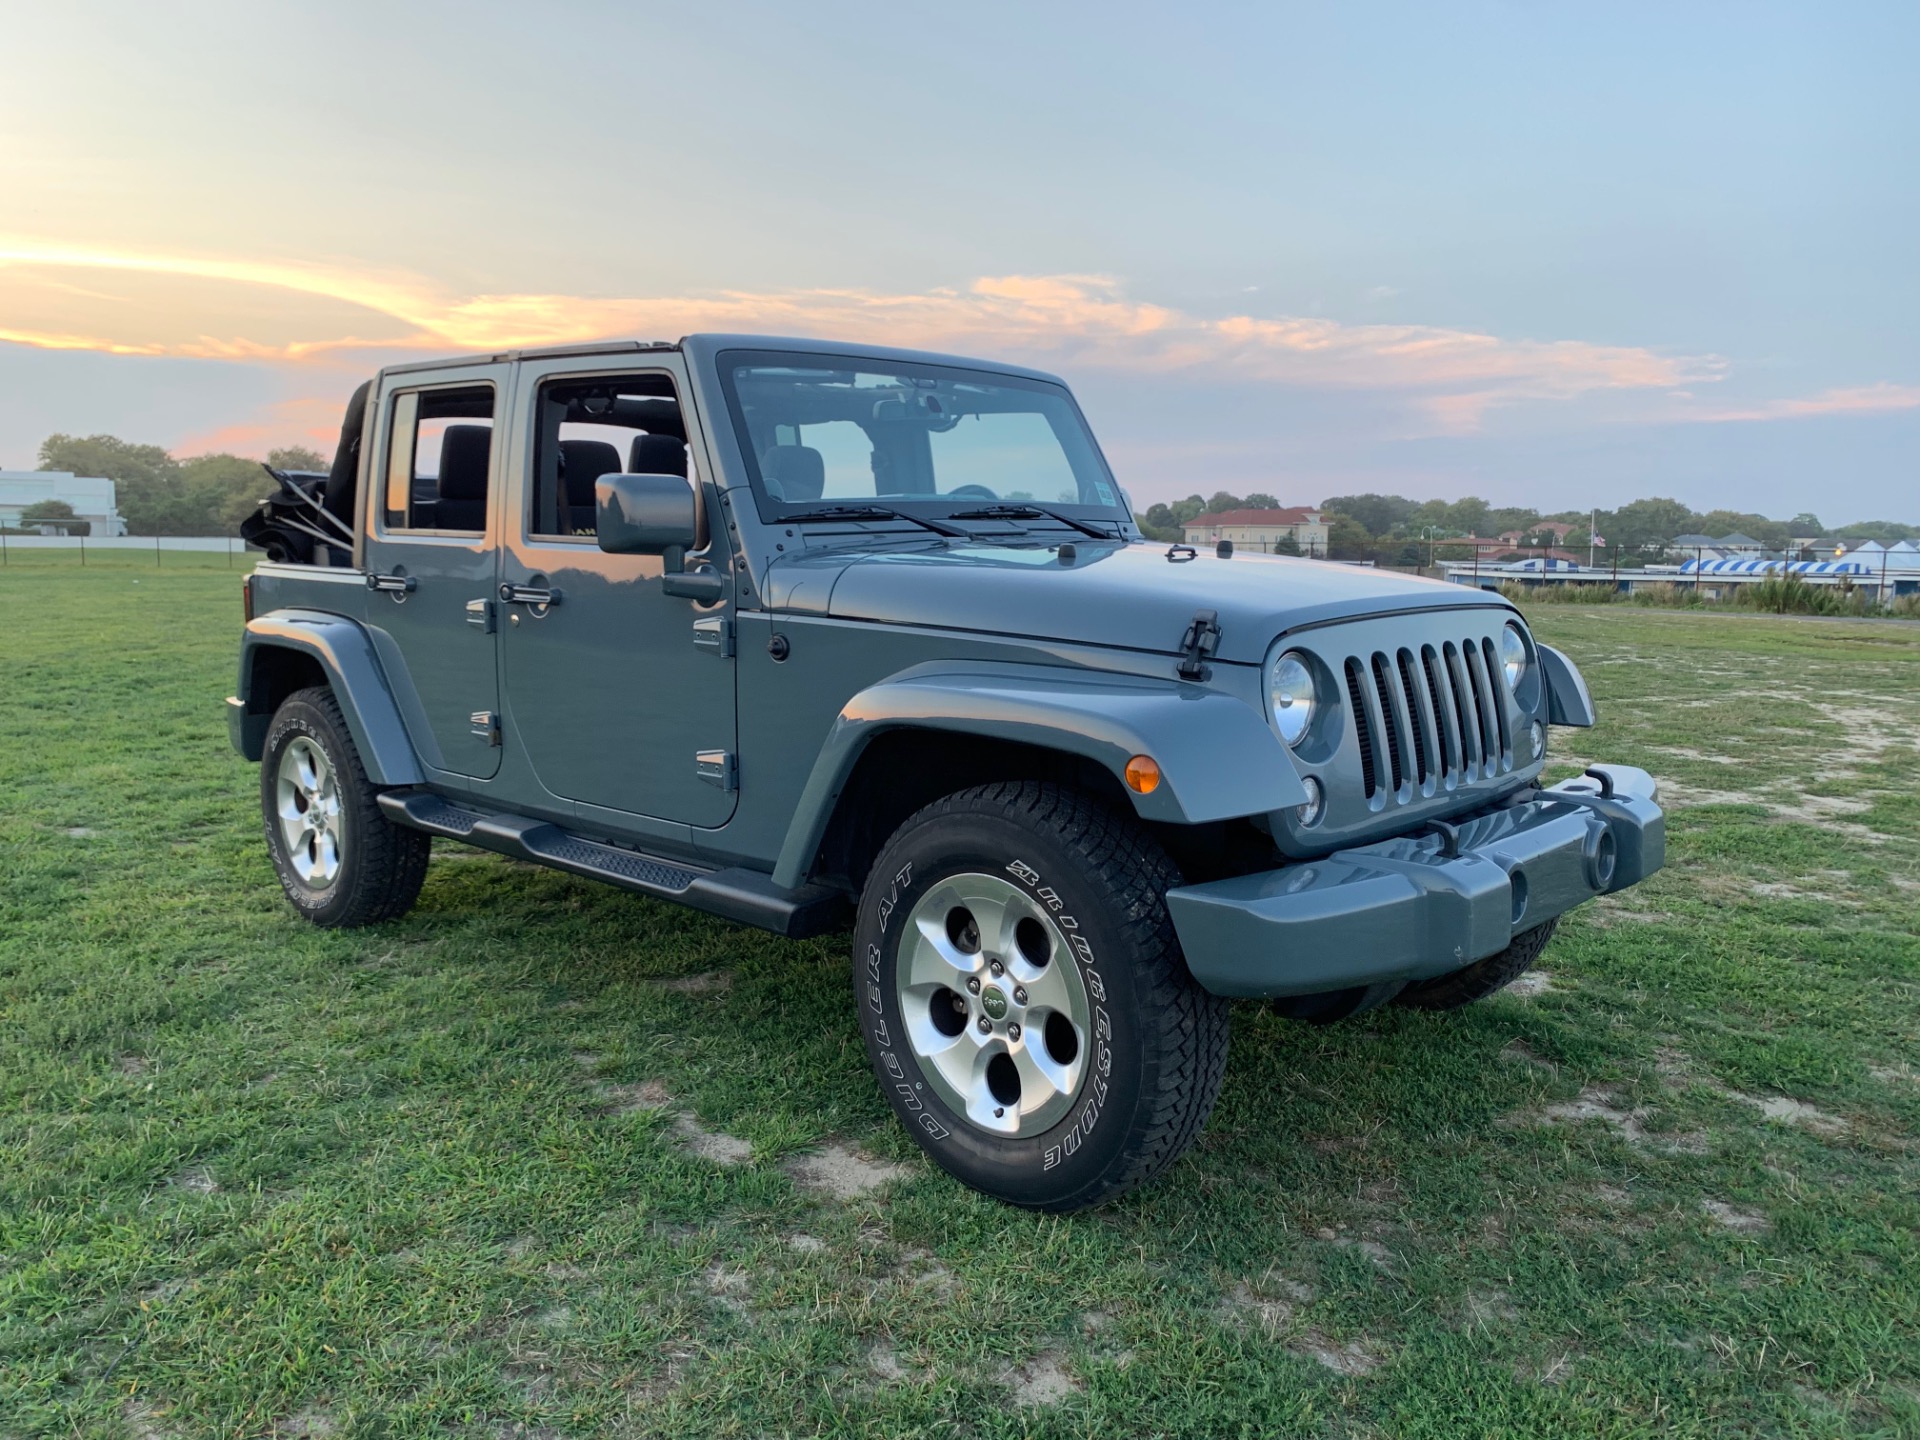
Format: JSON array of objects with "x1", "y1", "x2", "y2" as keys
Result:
[
  {"x1": 19, "y1": 432, "x2": 1917, "y2": 554},
  {"x1": 17, "y1": 435, "x2": 328, "y2": 536},
  {"x1": 1137, "y1": 490, "x2": 1916, "y2": 563}
]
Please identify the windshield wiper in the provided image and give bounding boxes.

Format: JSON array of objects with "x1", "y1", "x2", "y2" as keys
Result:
[
  {"x1": 785, "y1": 504, "x2": 969, "y2": 538},
  {"x1": 946, "y1": 503, "x2": 1120, "y2": 540}
]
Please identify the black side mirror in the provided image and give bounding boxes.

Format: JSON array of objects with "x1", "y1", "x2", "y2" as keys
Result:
[
  {"x1": 595, "y1": 472, "x2": 725, "y2": 602},
  {"x1": 595, "y1": 473, "x2": 698, "y2": 555}
]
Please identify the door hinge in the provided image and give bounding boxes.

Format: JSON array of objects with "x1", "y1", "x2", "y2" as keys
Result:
[
  {"x1": 695, "y1": 748, "x2": 736, "y2": 791},
  {"x1": 692, "y1": 615, "x2": 734, "y2": 657},
  {"x1": 465, "y1": 598, "x2": 495, "y2": 632},
  {"x1": 470, "y1": 710, "x2": 501, "y2": 746}
]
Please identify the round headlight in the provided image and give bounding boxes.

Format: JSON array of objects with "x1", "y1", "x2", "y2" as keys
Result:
[
  {"x1": 1269, "y1": 651, "x2": 1316, "y2": 747},
  {"x1": 1500, "y1": 623, "x2": 1529, "y2": 689}
]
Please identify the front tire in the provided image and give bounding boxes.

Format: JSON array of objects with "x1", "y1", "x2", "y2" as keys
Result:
[
  {"x1": 261, "y1": 687, "x2": 430, "y2": 927},
  {"x1": 853, "y1": 782, "x2": 1229, "y2": 1211}
]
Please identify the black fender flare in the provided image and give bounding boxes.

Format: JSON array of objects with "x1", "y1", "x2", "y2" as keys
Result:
[{"x1": 231, "y1": 610, "x2": 424, "y2": 786}]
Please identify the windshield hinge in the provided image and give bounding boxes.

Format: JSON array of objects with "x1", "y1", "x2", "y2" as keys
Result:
[
  {"x1": 692, "y1": 615, "x2": 734, "y2": 657},
  {"x1": 1176, "y1": 609, "x2": 1221, "y2": 681}
]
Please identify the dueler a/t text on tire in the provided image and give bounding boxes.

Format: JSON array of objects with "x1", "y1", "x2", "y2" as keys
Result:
[
  {"x1": 261, "y1": 687, "x2": 430, "y2": 928},
  {"x1": 854, "y1": 781, "x2": 1229, "y2": 1211}
]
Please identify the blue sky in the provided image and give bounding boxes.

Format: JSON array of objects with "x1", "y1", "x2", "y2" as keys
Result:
[{"x1": 2, "y1": 1, "x2": 1913, "y2": 520}]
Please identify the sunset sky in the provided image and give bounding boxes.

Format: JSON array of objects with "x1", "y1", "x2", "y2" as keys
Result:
[{"x1": 3, "y1": 1, "x2": 1914, "y2": 518}]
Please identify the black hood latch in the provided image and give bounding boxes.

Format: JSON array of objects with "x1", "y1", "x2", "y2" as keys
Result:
[{"x1": 1176, "y1": 609, "x2": 1221, "y2": 681}]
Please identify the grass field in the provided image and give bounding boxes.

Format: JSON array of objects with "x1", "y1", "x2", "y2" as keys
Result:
[{"x1": 3, "y1": 555, "x2": 1917, "y2": 1439}]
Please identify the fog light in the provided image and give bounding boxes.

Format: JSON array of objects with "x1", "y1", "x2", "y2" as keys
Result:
[
  {"x1": 1529, "y1": 721, "x2": 1545, "y2": 758},
  {"x1": 1295, "y1": 776, "x2": 1325, "y2": 827},
  {"x1": 1125, "y1": 755, "x2": 1161, "y2": 794}
]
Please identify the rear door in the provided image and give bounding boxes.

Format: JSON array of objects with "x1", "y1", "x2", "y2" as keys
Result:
[
  {"x1": 359, "y1": 368, "x2": 508, "y2": 780},
  {"x1": 496, "y1": 356, "x2": 738, "y2": 827}
]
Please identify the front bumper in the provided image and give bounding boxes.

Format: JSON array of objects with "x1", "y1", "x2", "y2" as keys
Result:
[{"x1": 1166, "y1": 764, "x2": 1663, "y2": 998}]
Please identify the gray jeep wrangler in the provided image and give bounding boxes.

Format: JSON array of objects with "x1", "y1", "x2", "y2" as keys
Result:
[{"x1": 229, "y1": 335, "x2": 1663, "y2": 1211}]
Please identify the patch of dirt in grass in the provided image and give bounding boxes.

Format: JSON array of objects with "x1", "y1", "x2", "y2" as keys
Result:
[
  {"x1": 1726, "y1": 1091, "x2": 1849, "y2": 1136},
  {"x1": 1002, "y1": 1349, "x2": 1083, "y2": 1406},
  {"x1": 601, "y1": 1079, "x2": 673, "y2": 1114},
  {"x1": 655, "y1": 969, "x2": 733, "y2": 995},
  {"x1": 674, "y1": 1114, "x2": 753, "y2": 1165},
  {"x1": 705, "y1": 1263, "x2": 752, "y2": 1316},
  {"x1": 1516, "y1": 1351, "x2": 1578, "y2": 1386},
  {"x1": 1463, "y1": 1290, "x2": 1520, "y2": 1326},
  {"x1": 893, "y1": 1246, "x2": 957, "y2": 1297},
  {"x1": 169, "y1": 1167, "x2": 218, "y2": 1194},
  {"x1": 1294, "y1": 1333, "x2": 1385, "y2": 1376},
  {"x1": 1701, "y1": 1199, "x2": 1770, "y2": 1233},
  {"x1": 1521, "y1": 1088, "x2": 1710, "y2": 1154},
  {"x1": 62, "y1": 825, "x2": 99, "y2": 838},
  {"x1": 868, "y1": 1344, "x2": 908, "y2": 1381},
  {"x1": 1530, "y1": 1088, "x2": 1650, "y2": 1143},
  {"x1": 273, "y1": 1406, "x2": 337, "y2": 1437},
  {"x1": 1221, "y1": 1282, "x2": 1296, "y2": 1332},
  {"x1": 1593, "y1": 1183, "x2": 1633, "y2": 1208},
  {"x1": 1869, "y1": 1064, "x2": 1917, "y2": 1085},
  {"x1": 1506, "y1": 971, "x2": 1558, "y2": 998},
  {"x1": 123, "y1": 1399, "x2": 181, "y2": 1440},
  {"x1": 118, "y1": 1053, "x2": 152, "y2": 1075},
  {"x1": 1502, "y1": 1039, "x2": 1557, "y2": 1069},
  {"x1": 785, "y1": 1144, "x2": 907, "y2": 1199},
  {"x1": 785, "y1": 1232, "x2": 827, "y2": 1253}
]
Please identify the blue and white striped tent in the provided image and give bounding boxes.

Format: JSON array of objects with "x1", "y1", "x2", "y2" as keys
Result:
[{"x1": 1679, "y1": 558, "x2": 1873, "y2": 576}]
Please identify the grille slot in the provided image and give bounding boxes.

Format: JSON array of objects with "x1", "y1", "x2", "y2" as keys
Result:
[
  {"x1": 1420, "y1": 645, "x2": 1456, "y2": 779},
  {"x1": 1482, "y1": 636, "x2": 1511, "y2": 760},
  {"x1": 1396, "y1": 648, "x2": 1432, "y2": 784},
  {"x1": 1345, "y1": 658, "x2": 1378, "y2": 797},
  {"x1": 1370, "y1": 652, "x2": 1406, "y2": 793}
]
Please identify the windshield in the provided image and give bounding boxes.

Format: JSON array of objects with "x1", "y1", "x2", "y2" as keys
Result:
[{"x1": 717, "y1": 350, "x2": 1128, "y2": 522}]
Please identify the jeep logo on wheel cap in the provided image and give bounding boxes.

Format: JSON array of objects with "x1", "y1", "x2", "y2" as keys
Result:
[{"x1": 981, "y1": 986, "x2": 1010, "y2": 1021}]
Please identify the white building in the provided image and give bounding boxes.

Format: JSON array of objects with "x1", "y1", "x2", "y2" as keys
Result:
[
  {"x1": 1181, "y1": 507, "x2": 1330, "y2": 555},
  {"x1": 0, "y1": 471, "x2": 128, "y2": 535}
]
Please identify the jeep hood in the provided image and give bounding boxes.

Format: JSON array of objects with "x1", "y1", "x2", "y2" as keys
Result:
[{"x1": 766, "y1": 540, "x2": 1509, "y2": 663}]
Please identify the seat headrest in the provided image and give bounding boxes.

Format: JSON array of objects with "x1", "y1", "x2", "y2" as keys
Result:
[
  {"x1": 763, "y1": 444, "x2": 825, "y2": 502},
  {"x1": 630, "y1": 433, "x2": 688, "y2": 477},
  {"x1": 437, "y1": 425, "x2": 493, "y2": 501},
  {"x1": 559, "y1": 439, "x2": 623, "y2": 505}
]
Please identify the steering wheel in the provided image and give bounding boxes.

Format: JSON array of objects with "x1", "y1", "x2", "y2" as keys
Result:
[{"x1": 946, "y1": 484, "x2": 998, "y2": 500}]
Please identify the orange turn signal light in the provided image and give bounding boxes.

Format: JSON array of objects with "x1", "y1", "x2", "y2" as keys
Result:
[{"x1": 1125, "y1": 755, "x2": 1161, "y2": 794}]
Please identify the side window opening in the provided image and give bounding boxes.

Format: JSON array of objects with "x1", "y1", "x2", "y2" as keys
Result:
[
  {"x1": 529, "y1": 373, "x2": 695, "y2": 541},
  {"x1": 382, "y1": 384, "x2": 495, "y2": 533}
]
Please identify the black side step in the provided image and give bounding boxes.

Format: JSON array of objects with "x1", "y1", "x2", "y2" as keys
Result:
[{"x1": 377, "y1": 791, "x2": 849, "y2": 939}]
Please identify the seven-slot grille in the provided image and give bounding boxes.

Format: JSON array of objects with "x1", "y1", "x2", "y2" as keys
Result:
[{"x1": 1342, "y1": 636, "x2": 1512, "y2": 802}]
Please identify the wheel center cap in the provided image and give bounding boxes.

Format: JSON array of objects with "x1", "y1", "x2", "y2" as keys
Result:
[{"x1": 981, "y1": 986, "x2": 1010, "y2": 1021}]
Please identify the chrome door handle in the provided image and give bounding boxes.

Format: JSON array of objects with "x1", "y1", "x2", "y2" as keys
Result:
[{"x1": 498, "y1": 583, "x2": 563, "y2": 606}]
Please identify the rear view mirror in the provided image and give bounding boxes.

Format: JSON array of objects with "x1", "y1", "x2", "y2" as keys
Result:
[{"x1": 596, "y1": 473, "x2": 698, "y2": 555}]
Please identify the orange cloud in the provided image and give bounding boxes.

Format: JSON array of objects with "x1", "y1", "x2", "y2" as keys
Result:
[{"x1": 0, "y1": 237, "x2": 1733, "y2": 436}]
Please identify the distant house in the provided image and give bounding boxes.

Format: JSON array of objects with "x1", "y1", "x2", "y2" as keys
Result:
[
  {"x1": 1666, "y1": 532, "x2": 1762, "y2": 560},
  {"x1": 0, "y1": 471, "x2": 128, "y2": 536},
  {"x1": 1181, "y1": 507, "x2": 1329, "y2": 555}
]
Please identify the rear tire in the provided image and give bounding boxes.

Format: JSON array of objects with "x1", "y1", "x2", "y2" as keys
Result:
[
  {"x1": 1392, "y1": 918, "x2": 1559, "y2": 1011},
  {"x1": 261, "y1": 687, "x2": 430, "y2": 928},
  {"x1": 853, "y1": 781, "x2": 1229, "y2": 1212}
]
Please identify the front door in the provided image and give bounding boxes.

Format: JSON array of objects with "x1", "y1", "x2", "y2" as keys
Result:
[
  {"x1": 497, "y1": 358, "x2": 738, "y2": 828},
  {"x1": 359, "y1": 367, "x2": 508, "y2": 781}
]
